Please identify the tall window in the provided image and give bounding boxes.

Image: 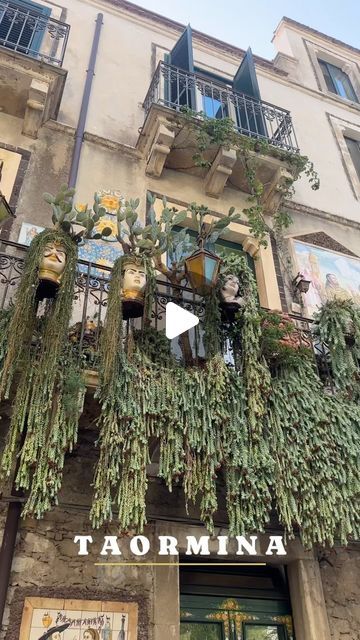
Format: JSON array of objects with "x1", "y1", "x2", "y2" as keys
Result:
[
  {"x1": 0, "y1": 0, "x2": 50, "y2": 57},
  {"x1": 318, "y1": 60, "x2": 358, "y2": 102},
  {"x1": 344, "y1": 136, "x2": 360, "y2": 181}
]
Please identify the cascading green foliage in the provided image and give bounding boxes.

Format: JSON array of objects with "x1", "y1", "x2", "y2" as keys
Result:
[
  {"x1": 1, "y1": 212, "x2": 359, "y2": 547},
  {"x1": 0, "y1": 229, "x2": 85, "y2": 518},
  {"x1": 313, "y1": 298, "x2": 360, "y2": 398},
  {"x1": 219, "y1": 255, "x2": 273, "y2": 536},
  {"x1": 92, "y1": 253, "x2": 274, "y2": 536},
  {"x1": 92, "y1": 250, "x2": 359, "y2": 545},
  {"x1": 91, "y1": 254, "x2": 157, "y2": 530},
  {"x1": 267, "y1": 356, "x2": 360, "y2": 547}
]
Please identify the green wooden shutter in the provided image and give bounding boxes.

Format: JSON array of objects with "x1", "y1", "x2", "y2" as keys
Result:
[
  {"x1": 232, "y1": 47, "x2": 266, "y2": 138},
  {"x1": 0, "y1": 0, "x2": 51, "y2": 57},
  {"x1": 167, "y1": 25, "x2": 195, "y2": 110}
]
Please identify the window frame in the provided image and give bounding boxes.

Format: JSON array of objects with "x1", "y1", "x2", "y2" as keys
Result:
[
  {"x1": 318, "y1": 59, "x2": 358, "y2": 102},
  {"x1": 304, "y1": 39, "x2": 360, "y2": 106},
  {"x1": 328, "y1": 114, "x2": 360, "y2": 199}
]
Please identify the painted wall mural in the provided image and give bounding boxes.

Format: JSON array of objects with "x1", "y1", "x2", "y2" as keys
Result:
[
  {"x1": 19, "y1": 598, "x2": 138, "y2": 640},
  {"x1": 293, "y1": 240, "x2": 360, "y2": 316}
]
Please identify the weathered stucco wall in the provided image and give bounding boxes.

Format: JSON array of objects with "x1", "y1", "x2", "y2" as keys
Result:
[{"x1": 320, "y1": 545, "x2": 360, "y2": 640}]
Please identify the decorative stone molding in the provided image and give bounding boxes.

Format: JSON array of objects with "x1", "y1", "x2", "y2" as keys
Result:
[
  {"x1": 293, "y1": 231, "x2": 359, "y2": 257},
  {"x1": 243, "y1": 236, "x2": 260, "y2": 257},
  {"x1": 146, "y1": 119, "x2": 176, "y2": 177},
  {"x1": 23, "y1": 79, "x2": 49, "y2": 139},
  {"x1": 262, "y1": 166, "x2": 293, "y2": 215},
  {"x1": 204, "y1": 146, "x2": 237, "y2": 197}
]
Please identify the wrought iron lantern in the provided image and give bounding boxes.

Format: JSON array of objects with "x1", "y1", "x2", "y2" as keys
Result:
[
  {"x1": 185, "y1": 244, "x2": 221, "y2": 296},
  {"x1": 0, "y1": 193, "x2": 15, "y2": 226},
  {"x1": 292, "y1": 272, "x2": 311, "y2": 294}
]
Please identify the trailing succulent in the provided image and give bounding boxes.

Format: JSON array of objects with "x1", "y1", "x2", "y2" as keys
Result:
[
  {"x1": 313, "y1": 298, "x2": 360, "y2": 399},
  {"x1": 0, "y1": 191, "x2": 359, "y2": 549},
  {"x1": 91, "y1": 252, "x2": 360, "y2": 547}
]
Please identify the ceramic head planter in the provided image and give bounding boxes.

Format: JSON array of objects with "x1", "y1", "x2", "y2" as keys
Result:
[
  {"x1": 220, "y1": 273, "x2": 245, "y2": 308},
  {"x1": 37, "y1": 240, "x2": 67, "y2": 299},
  {"x1": 120, "y1": 255, "x2": 147, "y2": 319},
  {"x1": 219, "y1": 273, "x2": 245, "y2": 322}
]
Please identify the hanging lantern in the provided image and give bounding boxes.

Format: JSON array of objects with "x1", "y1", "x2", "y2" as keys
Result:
[{"x1": 185, "y1": 247, "x2": 221, "y2": 296}]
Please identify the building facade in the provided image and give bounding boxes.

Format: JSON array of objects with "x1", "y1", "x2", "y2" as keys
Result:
[{"x1": 0, "y1": 1, "x2": 359, "y2": 640}]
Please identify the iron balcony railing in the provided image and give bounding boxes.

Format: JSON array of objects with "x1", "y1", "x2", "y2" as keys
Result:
[
  {"x1": 143, "y1": 61, "x2": 299, "y2": 153},
  {"x1": 0, "y1": 1, "x2": 70, "y2": 66},
  {"x1": 0, "y1": 239, "x2": 333, "y2": 383}
]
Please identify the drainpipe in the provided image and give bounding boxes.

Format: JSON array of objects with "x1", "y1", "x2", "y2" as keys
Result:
[
  {"x1": 0, "y1": 14, "x2": 103, "y2": 628},
  {"x1": 0, "y1": 432, "x2": 25, "y2": 628},
  {"x1": 68, "y1": 12, "x2": 103, "y2": 188}
]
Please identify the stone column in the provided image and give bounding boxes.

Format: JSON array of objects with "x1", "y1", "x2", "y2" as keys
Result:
[
  {"x1": 152, "y1": 559, "x2": 179, "y2": 640},
  {"x1": 288, "y1": 558, "x2": 331, "y2": 640}
]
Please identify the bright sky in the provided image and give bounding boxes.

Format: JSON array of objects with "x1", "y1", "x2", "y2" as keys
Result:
[{"x1": 135, "y1": 0, "x2": 359, "y2": 59}]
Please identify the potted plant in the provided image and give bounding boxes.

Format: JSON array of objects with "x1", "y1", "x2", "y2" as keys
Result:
[
  {"x1": 0, "y1": 185, "x2": 112, "y2": 520},
  {"x1": 260, "y1": 310, "x2": 312, "y2": 371},
  {"x1": 111, "y1": 194, "x2": 187, "y2": 319}
]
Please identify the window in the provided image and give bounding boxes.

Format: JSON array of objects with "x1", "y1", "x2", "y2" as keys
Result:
[
  {"x1": 0, "y1": 0, "x2": 51, "y2": 57},
  {"x1": 318, "y1": 60, "x2": 358, "y2": 102},
  {"x1": 344, "y1": 136, "x2": 360, "y2": 181}
]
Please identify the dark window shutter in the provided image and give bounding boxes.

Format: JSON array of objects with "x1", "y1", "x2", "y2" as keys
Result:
[
  {"x1": 166, "y1": 25, "x2": 195, "y2": 110},
  {"x1": 169, "y1": 24, "x2": 194, "y2": 72},
  {"x1": 345, "y1": 137, "x2": 360, "y2": 180},
  {"x1": 0, "y1": 0, "x2": 51, "y2": 56},
  {"x1": 232, "y1": 47, "x2": 266, "y2": 137},
  {"x1": 318, "y1": 60, "x2": 336, "y2": 93},
  {"x1": 233, "y1": 47, "x2": 261, "y2": 99}
]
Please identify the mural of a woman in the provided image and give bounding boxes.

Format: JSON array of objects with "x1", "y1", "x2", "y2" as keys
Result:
[{"x1": 325, "y1": 273, "x2": 352, "y2": 302}]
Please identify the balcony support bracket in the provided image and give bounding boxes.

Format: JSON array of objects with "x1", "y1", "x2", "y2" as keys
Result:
[
  {"x1": 22, "y1": 79, "x2": 49, "y2": 139},
  {"x1": 146, "y1": 119, "x2": 175, "y2": 177},
  {"x1": 262, "y1": 166, "x2": 294, "y2": 215},
  {"x1": 204, "y1": 146, "x2": 237, "y2": 198}
]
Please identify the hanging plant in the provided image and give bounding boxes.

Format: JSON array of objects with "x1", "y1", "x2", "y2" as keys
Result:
[
  {"x1": 0, "y1": 184, "x2": 111, "y2": 518},
  {"x1": 267, "y1": 356, "x2": 360, "y2": 547},
  {"x1": 313, "y1": 298, "x2": 360, "y2": 398}
]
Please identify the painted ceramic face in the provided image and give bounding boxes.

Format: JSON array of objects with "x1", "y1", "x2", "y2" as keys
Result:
[
  {"x1": 122, "y1": 264, "x2": 146, "y2": 293},
  {"x1": 221, "y1": 274, "x2": 240, "y2": 299},
  {"x1": 40, "y1": 242, "x2": 67, "y2": 280}
]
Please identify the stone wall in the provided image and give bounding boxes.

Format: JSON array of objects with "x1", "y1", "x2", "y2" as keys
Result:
[{"x1": 320, "y1": 545, "x2": 360, "y2": 640}]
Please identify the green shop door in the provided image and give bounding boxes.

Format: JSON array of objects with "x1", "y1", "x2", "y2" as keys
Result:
[{"x1": 180, "y1": 564, "x2": 294, "y2": 640}]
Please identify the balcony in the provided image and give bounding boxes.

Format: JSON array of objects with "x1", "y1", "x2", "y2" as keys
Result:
[
  {"x1": 140, "y1": 62, "x2": 299, "y2": 204},
  {"x1": 0, "y1": 239, "x2": 333, "y2": 388},
  {"x1": 0, "y1": 1, "x2": 70, "y2": 137}
]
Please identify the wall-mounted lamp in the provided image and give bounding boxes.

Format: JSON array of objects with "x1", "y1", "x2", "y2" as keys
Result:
[
  {"x1": 292, "y1": 272, "x2": 311, "y2": 295},
  {"x1": 0, "y1": 193, "x2": 15, "y2": 226}
]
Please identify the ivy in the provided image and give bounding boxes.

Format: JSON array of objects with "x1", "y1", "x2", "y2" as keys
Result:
[{"x1": 179, "y1": 107, "x2": 320, "y2": 246}]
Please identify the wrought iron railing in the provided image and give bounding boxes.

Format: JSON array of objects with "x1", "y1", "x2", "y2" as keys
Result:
[
  {"x1": 143, "y1": 61, "x2": 299, "y2": 153},
  {"x1": 0, "y1": 1, "x2": 70, "y2": 66},
  {"x1": 0, "y1": 240, "x2": 332, "y2": 381}
]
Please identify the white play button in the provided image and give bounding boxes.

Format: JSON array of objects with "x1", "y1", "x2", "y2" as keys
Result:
[{"x1": 165, "y1": 302, "x2": 199, "y2": 339}]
